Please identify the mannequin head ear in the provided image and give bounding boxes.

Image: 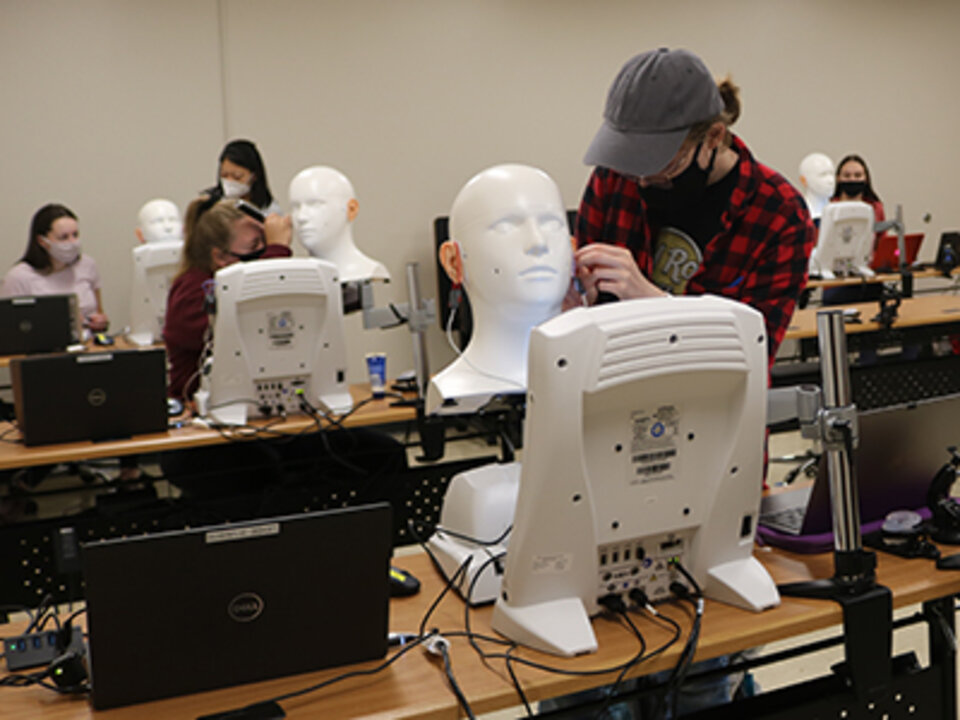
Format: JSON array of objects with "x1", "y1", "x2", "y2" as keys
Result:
[
  {"x1": 346, "y1": 198, "x2": 359, "y2": 222},
  {"x1": 439, "y1": 239, "x2": 464, "y2": 285},
  {"x1": 798, "y1": 174, "x2": 808, "y2": 191},
  {"x1": 135, "y1": 227, "x2": 146, "y2": 244}
]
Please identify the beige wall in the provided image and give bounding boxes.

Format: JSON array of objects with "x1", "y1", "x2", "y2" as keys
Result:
[{"x1": 2, "y1": 0, "x2": 959, "y2": 382}]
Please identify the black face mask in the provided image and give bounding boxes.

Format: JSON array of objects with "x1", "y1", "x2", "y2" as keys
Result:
[
  {"x1": 837, "y1": 180, "x2": 867, "y2": 198},
  {"x1": 230, "y1": 245, "x2": 266, "y2": 262},
  {"x1": 638, "y1": 142, "x2": 718, "y2": 215}
]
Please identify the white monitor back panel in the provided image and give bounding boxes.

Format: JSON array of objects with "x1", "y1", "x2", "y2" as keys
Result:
[
  {"x1": 205, "y1": 258, "x2": 352, "y2": 424},
  {"x1": 809, "y1": 200, "x2": 875, "y2": 278},
  {"x1": 129, "y1": 241, "x2": 182, "y2": 346},
  {"x1": 492, "y1": 295, "x2": 778, "y2": 656}
]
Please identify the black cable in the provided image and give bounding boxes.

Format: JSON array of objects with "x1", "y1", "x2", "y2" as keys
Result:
[
  {"x1": 594, "y1": 607, "x2": 648, "y2": 719},
  {"x1": 660, "y1": 573, "x2": 704, "y2": 719},
  {"x1": 296, "y1": 393, "x2": 399, "y2": 479},
  {"x1": 418, "y1": 555, "x2": 472, "y2": 639},
  {"x1": 504, "y1": 643, "x2": 533, "y2": 716},
  {"x1": 669, "y1": 557, "x2": 703, "y2": 599},
  {"x1": 463, "y1": 553, "x2": 506, "y2": 660},
  {"x1": 64, "y1": 607, "x2": 86, "y2": 626},
  {"x1": 439, "y1": 640, "x2": 477, "y2": 720},
  {"x1": 433, "y1": 522, "x2": 513, "y2": 547},
  {"x1": 0, "y1": 664, "x2": 89, "y2": 695},
  {"x1": 258, "y1": 631, "x2": 432, "y2": 706},
  {"x1": 24, "y1": 594, "x2": 53, "y2": 634},
  {"x1": 0, "y1": 604, "x2": 36, "y2": 631}
]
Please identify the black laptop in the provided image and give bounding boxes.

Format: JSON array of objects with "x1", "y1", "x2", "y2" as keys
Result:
[
  {"x1": 0, "y1": 294, "x2": 79, "y2": 355},
  {"x1": 82, "y1": 504, "x2": 393, "y2": 710},
  {"x1": 761, "y1": 393, "x2": 960, "y2": 535},
  {"x1": 10, "y1": 348, "x2": 168, "y2": 445}
]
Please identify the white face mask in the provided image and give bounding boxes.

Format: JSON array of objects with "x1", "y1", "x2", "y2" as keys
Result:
[
  {"x1": 221, "y1": 179, "x2": 251, "y2": 199},
  {"x1": 45, "y1": 238, "x2": 82, "y2": 266}
]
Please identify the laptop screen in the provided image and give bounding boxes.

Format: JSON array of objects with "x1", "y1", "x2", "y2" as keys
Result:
[
  {"x1": 82, "y1": 504, "x2": 392, "y2": 710},
  {"x1": 0, "y1": 294, "x2": 79, "y2": 355},
  {"x1": 870, "y1": 233, "x2": 923, "y2": 272},
  {"x1": 10, "y1": 348, "x2": 168, "y2": 446},
  {"x1": 803, "y1": 393, "x2": 960, "y2": 534}
]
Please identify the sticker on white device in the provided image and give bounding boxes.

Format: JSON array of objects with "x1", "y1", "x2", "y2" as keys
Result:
[
  {"x1": 630, "y1": 405, "x2": 679, "y2": 484},
  {"x1": 206, "y1": 523, "x2": 279, "y2": 544},
  {"x1": 531, "y1": 553, "x2": 573, "y2": 574}
]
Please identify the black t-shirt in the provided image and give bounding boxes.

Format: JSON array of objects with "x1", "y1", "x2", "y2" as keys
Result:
[{"x1": 645, "y1": 167, "x2": 738, "y2": 294}]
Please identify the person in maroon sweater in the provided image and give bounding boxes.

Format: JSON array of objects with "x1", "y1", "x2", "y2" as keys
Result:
[
  {"x1": 164, "y1": 196, "x2": 293, "y2": 403},
  {"x1": 160, "y1": 196, "x2": 405, "y2": 502}
]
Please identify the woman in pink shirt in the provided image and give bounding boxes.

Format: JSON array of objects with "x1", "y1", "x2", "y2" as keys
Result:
[{"x1": 1, "y1": 204, "x2": 109, "y2": 331}]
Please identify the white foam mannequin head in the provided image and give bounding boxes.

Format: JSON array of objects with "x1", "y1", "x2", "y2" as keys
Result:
[
  {"x1": 798, "y1": 153, "x2": 836, "y2": 220},
  {"x1": 427, "y1": 164, "x2": 573, "y2": 413},
  {"x1": 289, "y1": 166, "x2": 389, "y2": 283},
  {"x1": 135, "y1": 199, "x2": 183, "y2": 244}
]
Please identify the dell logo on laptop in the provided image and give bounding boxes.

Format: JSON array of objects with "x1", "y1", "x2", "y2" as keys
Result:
[
  {"x1": 87, "y1": 388, "x2": 108, "y2": 407},
  {"x1": 228, "y1": 592, "x2": 264, "y2": 622}
]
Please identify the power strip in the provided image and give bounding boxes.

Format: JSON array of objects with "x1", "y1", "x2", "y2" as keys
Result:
[{"x1": 3, "y1": 626, "x2": 84, "y2": 671}]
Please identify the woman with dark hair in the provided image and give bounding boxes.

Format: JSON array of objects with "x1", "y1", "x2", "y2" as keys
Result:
[
  {"x1": 831, "y1": 153, "x2": 885, "y2": 226},
  {"x1": 822, "y1": 154, "x2": 885, "y2": 305},
  {"x1": 203, "y1": 139, "x2": 281, "y2": 215},
  {"x1": 1, "y1": 203, "x2": 109, "y2": 331}
]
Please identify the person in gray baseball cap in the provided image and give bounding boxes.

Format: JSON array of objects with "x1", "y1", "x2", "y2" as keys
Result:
[{"x1": 571, "y1": 47, "x2": 815, "y2": 368}]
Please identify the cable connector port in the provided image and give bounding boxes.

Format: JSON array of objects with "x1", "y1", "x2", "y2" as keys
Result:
[
  {"x1": 628, "y1": 588, "x2": 658, "y2": 615},
  {"x1": 598, "y1": 593, "x2": 627, "y2": 614},
  {"x1": 423, "y1": 633, "x2": 450, "y2": 657}
]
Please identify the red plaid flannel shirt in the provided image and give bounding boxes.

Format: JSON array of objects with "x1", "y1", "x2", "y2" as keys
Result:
[{"x1": 576, "y1": 135, "x2": 815, "y2": 367}]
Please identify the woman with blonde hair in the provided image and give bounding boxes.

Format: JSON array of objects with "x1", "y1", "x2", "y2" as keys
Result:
[{"x1": 164, "y1": 196, "x2": 292, "y2": 402}]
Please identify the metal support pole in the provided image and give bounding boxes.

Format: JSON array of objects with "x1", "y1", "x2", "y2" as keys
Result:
[
  {"x1": 816, "y1": 310, "x2": 862, "y2": 555},
  {"x1": 405, "y1": 262, "x2": 430, "y2": 399}
]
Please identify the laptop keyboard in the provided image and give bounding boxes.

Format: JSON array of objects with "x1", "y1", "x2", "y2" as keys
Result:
[{"x1": 759, "y1": 506, "x2": 806, "y2": 535}]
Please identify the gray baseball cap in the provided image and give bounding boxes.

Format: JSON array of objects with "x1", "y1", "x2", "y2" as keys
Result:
[{"x1": 584, "y1": 48, "x2": 724, "y2": 178}]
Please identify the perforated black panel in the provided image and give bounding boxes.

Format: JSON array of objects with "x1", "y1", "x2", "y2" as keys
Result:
[
  {"x1": 0, "y1": 455, "x2": 497, "y2": 608},
  {"x1": 851, "y1": 357, "x2": 960, "y2": 410}
]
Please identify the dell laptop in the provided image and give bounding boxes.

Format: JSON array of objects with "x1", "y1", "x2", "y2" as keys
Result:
[
  {"x1": 82, "y1": 504, "x2": 392, "y2": 709},
  {"x1": 0, "y1": 294, "x2": 79, "y2": 355},
  {"x1": 761, "y1": 393, "x2": 960, "y2": 535},
  {"x1": 10, "y1": 348, "x2": 168, "y2": 446}
]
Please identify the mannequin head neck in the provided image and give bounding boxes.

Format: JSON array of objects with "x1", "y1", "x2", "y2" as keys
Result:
[
  {"x1": 438, "y1": 164, "x2": 572, "y2": 381},
  {"x1": 289, "y1": 166, "x2": 387, "y2": 282}
]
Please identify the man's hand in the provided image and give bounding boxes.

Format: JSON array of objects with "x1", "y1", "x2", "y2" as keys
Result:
[
  {"x1": 264, "y1": 213, "x2": 293, "y2": 247},
  {"x1": 575, "y1": 244, "x2": 667, "y2": 303}
]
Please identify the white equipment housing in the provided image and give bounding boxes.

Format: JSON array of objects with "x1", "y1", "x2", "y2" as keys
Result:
[
  {"x1": 128, "y1": 240, "x2": 182, "y2": 346},
  {"x1": 809, "y1": 201, "x2": 876, "y2": 279},
  {"x1": 199, "y1": 258, "x2": 352, "y2": 425},
  {"x1": 491, "y1": 295, "x2": 780, "y2": 657},
  {"x1": 427, "y1": 462, "x2": 520, "y2": 605}
]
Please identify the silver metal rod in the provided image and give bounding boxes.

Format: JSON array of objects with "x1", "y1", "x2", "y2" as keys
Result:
[
  {"x1": 405, "y1": 262, "x2": 430, "y2": 398},
  {"x1": 895, "y1": 204, "x2": 906, "y2": 271},
  {"x1": 817, "y1": 311, "x2": 851, "y2": 408},
  {"x1": 816, "y1": 310, "x2": 862, "y2": 554}
]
